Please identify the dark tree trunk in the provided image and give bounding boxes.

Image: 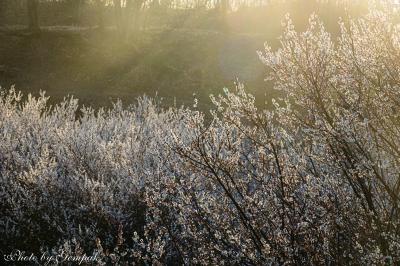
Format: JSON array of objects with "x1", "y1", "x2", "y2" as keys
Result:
[
  {"x1": 220, "y1": 0, "x2": 229, "y2": 13},
  {"x1": 96, "y1": 0, "x2": 104, "y2": 30},
  {"x1": 114, "y1": 0, "x2": 123, "y2": 32},
  {"x1": 125, "y1": 0, "x2": 140, "y2": 38},
  {"x1": 128, "y1": 0, "x2": 145, "y2": 31},
  {"x1": 75, "y1": 0, "x2": 85, "y2": 26},
  {"x1": 0, "y1": 2, "x2": 4, "y2": 26},
  {"x1": 27, "y1": 0, "x2": 39, "y2": 31}
]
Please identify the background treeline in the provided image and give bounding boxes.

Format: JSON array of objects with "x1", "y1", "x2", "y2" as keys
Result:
[
  {"x1": 0, "y1": 0, "x2": 368, "y2": 110},
  {"x1": 0, "y1": 0, "x2": 368, "y2": 33}
]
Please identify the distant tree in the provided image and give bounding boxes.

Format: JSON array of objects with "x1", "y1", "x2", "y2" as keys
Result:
[
  {"x1": 0, "y1": 1, "x2": 4, "y2": 26},
  {"x1": 95, "y1": 0, "x2": 105, "y2": 29},
  {"x1": 126, "y1": 0, "x2": 146, "y2": 33},
  {"x1": 27, "y1": 0, "x2": 39, "y2": 30},
  {"x1": 113, "y1": 0, "x2": 123, "y2": 31},
  {"x1": 220, "y1": 0, "x2": 229, "y2": 12},
  {"x1": 74, "y1": 0, "x2": 85, "y2": 26}
]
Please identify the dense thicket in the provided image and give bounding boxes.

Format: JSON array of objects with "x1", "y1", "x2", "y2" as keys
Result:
[{"x1": 1, "y1": 3, "x2": 399, "y2": 265}]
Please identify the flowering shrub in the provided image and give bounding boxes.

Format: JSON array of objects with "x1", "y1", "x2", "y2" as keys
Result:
[{"x1": 1, "y1": 3, "x2": 399, "y2": 265}]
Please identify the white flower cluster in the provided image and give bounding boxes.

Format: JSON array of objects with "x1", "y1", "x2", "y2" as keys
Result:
[{"x1": 1, "y1": 3, "x2": 399, "y2": 265}]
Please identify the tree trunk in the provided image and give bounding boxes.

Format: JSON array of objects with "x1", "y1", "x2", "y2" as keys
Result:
[
  {"x1": 220, "y1": 0, "x2": 229, "y2": 13},
  {"x1": 125, "y1": 0, "x2": 140, "y2": 37},
  {"x1": 114, "y1": 0, "x2": 123, "y2": 32},
  {"x1": 0, "y1": 1, "x2": 4, "y2": 26},
  {"x1": 75, "y1": 0, "x2": 85, "y2": 26},
  {"x1": 0, "y1": 2, "x2": 4, "y2": 26},
  {"x1": 27, "y1": 0, "x2": 39, "y2": 31},
  {"x1": 96, "y1": 0, "x2": 104, "y2": 30}
]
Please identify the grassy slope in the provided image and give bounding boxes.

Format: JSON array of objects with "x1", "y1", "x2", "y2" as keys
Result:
[{"x1": 0, "y1": 26, "x2": 279, "y2": 111}]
